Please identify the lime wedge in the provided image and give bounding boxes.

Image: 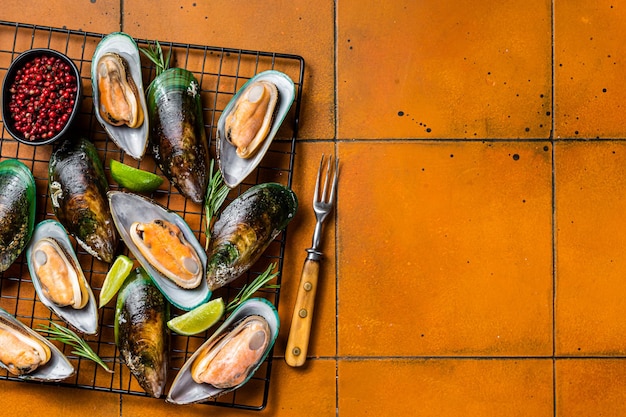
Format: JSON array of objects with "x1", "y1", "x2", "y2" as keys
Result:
[
  {"x1": 110, "y1": 159, "x2": 163, "y2": 193},
  {"x1": 99, "y1": 255, "x2": 134, "y2": 308},
  {"x1": 167, "y1": 297, "x2": 226, "y2": 336}
]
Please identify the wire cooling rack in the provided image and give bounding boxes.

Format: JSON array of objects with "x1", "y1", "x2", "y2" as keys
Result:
[{"x1": 0, "y1": 20, "x2": 304, "y2": 410}]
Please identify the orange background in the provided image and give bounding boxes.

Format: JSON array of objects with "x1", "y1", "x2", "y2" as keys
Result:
[{"x1": 3, "y1": 0, "x2": 626, "y2": 416}]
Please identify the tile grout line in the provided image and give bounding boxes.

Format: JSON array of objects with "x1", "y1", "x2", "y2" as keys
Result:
[
  {"x1": 333, "y1": 1, "x2": 339, "y2": 416},
  {"x1": 550, "y1": 1, "x2": 557, "y2": 417},
  {"x1": 119, "y1": 0, "x2": 124, "y2": 32}
]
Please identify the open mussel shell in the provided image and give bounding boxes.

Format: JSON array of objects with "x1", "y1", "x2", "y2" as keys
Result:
[
  {"x1": 217, "y1": 70, "x2": 295, "y2": 188},
  {"x1": 25, "y1": 220, "x2": 99, "y2": 335},
  {"x1": 107, "y1": 191, "x2": 210, "y2": 310},
  {"x1": 91, "y1": 32, "x2": 149, "y2": 160},
  {"x1": 0, "y1": 307, "x2": 74, "y2": 381},
  {"x1": 166, "y1": 298, "x2": 279, "y2": 405},
  {"x1": 0, "y1": 159, "x2": 36, "y2": 272}
]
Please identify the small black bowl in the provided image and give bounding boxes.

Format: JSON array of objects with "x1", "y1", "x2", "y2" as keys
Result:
[{"x1": 2, "y1": 48, "x2": 82, "y2": 146}]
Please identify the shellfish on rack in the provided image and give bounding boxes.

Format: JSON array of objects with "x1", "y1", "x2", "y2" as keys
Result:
[
  {"x1": 115, "y1": 267, "x2": 169, "y2": 398},
  {"x1": 206, "y1": 182, "x2": 298, "y2": 291},
  {"x1": 145, "y1": 66, "x2": 210, "y2": 203},
  {"x1": 108, "y1": 190, "x2": 210, "y2": 310},
  {"x1": 0, "y1": 307, "x2": 74, "y2": 381},
  {"x1": 224, "y1": 79, "x2": 278, "y2": 159},
  {"x1": 217, "y1": 70, "x2": 296, "y2": 188},
  {"x1": 92, "y1": 32, "x2": 149, "y2": 160},
  {"x1": 0, "y1": 159, "x2": 36, "y2": 273},
  {"x1": 49, "y1": 137, "x2": 118, "y2": 264},
  {"x1": 129, "y1": 219, "x2": 203, "y2": 289},
  {"x1": 26, "y1": 220, "x2": 99, "y2": 335},
  {"x1": 166, "y1": 298, "x2": 279, "y2": 404}
]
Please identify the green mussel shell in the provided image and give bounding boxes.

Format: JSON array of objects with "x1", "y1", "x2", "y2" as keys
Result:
[
  {"x1": 115, "y1": 267, "x2": 170, "y2": 398},
  {"x1": 147, "y1": 68, "x2": 209, "y2": 203},
  {"x1": 0, "y1": 159, "x2": 36, "y2": 272},
  {"x1": 49, "y1": 137, "x2": 117, "y2": 263},
  {"x1": 206, "y1": 182, "x2": 298, "y2": 290}
]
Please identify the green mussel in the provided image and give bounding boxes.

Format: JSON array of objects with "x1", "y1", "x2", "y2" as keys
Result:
[
  {"x1": 115, "y1": 267, "x2": 170, "y2": 398},
  {"x1": 0, "y1": 159, "x2": 36, "y2": 272},
  {"x1": 49, "y1": 137, "x2": 117, "y2": 263},
  {"x1": 206, "y1": 182, "x2": 297, "y2": 291},
  {"x1": 147, "y1": 68, "x2": 210, "y2": 204}
]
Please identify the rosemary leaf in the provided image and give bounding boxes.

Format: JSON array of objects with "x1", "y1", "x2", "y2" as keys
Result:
[
  {"x1": 226, "y1": 263, "x2": 280, "y2": 314},
  {"x1": 204, "y1": 159, "x2": 229, "y2": 250},
  {"x1": 139, "y1": 40, "x2": 171, "y2": 78},
  {"x1": 37, "y1": 322, "x2": 113, "y2": 374}
]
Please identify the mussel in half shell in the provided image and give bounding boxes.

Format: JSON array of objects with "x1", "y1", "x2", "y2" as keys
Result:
[
  {"x1": 206, "y1": 183, "x2": 297, "y2": 291},
  {"x1": 217, "y1": 70, "x2": 295, "y2": 188},
  {"x1": 224, "y1": 80, "x2": 278, "y2": 159},
  {"x1": 147, "y1": 68, "x2": 210, "y2": 203},
  {"x1": 115, "y1": 267, "x2": 169, "y2": 398},
  {"x1": 108, "y1": 191, "x2": 210, "y2": 310},
  {"x1": 129, "y1": 219, "x2": 202, "y2": 289},
  {"x1": 92, "y1": 32, "x2": 149, "y2": 160},
  {"x1": 0, "y1": 159, "x2": 36, "y2": 272},
  {"x1": 49, "y1": 137, "x2": 118, "y2": 263},
  {"x1": 167, "y1": 298, "x2": 279, "y2": 404},
  {"x1": 0, "y1": 307, "x2": 74, "y2": 381},
  {"x1": 26, "y1": 220, "x2": 99, "y2": 335}
]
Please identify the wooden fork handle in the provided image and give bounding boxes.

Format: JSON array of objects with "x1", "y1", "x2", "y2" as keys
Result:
[{"x1": 285, "y1": 257, "x2": 320, "y2": 367}]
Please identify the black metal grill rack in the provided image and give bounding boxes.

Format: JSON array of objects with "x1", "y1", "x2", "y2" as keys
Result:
[{"x1": 0, "y1": 20, "x2": 304, "y2": 411}]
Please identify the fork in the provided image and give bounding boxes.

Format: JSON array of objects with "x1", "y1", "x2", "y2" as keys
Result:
[{"x1": 285, "y1": 154, "x2": 339, "y2": 367}]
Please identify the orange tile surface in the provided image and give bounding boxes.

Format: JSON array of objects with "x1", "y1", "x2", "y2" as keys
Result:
[
  {"x1": 338, "y1": 141, "x2": 553, "y2": 357},
  {"x1": 554, "y1": 0, "x2": 626, "y2": 138},
  {"x1": 2, "y1": 0, "x2": 626, "y2": 416},
  {"x1": 556, "y1": 359, "x2": 626, "y2": 417},
  {"x1": 337, "y1": 0, "x2": 552, "y2": 139},
  {"x1": 555, "y1": 142, "x2": 626, "y2": 356}
]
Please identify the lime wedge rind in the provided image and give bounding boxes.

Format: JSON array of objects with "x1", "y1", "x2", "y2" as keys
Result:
[
  {"x1": 110, "y1": 159, "x2": 163, "y2": 193},
  {"x1": 99, "y1": 255, "x2": 134, "y2": 308},
  {"x1": 167, "y1": 297, "x2": 225, "y2": 336}
]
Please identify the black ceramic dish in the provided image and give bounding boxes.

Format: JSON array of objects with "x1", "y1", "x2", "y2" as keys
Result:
[{"x1": 2, "y1": 48, "x2": 82, "y2": 145}]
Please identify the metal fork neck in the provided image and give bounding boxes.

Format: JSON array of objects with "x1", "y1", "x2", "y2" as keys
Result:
[
  {"x1": 311, "y1": 221, "x2": 325, "y2": 250},
  {"x1": 306, "y1": 248, "x2": 323, "y2": 261}
]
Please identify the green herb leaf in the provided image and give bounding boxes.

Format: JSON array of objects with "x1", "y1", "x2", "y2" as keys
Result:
[
  {"x1": 139, "y1": 40, "x2": 171, "y2": 78},
  {"x1": 37, "y1": 322, "x2": 113, "y2": 373},
  {"x1": 226, "y1": 263, "x2": 280, "y2": 314},
  {"x1": 204, "y1": 159, "x2": 229, "y2": 250}
]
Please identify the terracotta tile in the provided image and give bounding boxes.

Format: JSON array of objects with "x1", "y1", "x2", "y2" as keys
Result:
[
  {"x1": 0, "y1": 380, "x2": 119, "y2": 416},
  {"x1": 276, "y1": 142, "x2": 337, "y2": 360},
  {"x1": 123, "y1": 0, "x2": 334, "y2": 140},
  {"x1": 338, "y1": 141, "x2": 553, "y2": 356},
  {"x1": 339, "y1": 359, "x2": 553, "y2": 417},
  {"x1": 121, "y1": 360, "x2": 336, "y2": 416},
  {"x1": 555, "y1": 1, "x2": 626, "y2": 138},
  {"x1": 337, "y1": 0, "x2": 552, "y2": 139},
  {"x1": 1, "y1": 0, "x2": 119, "y2": 33},
  {"x1": 556, "y1": 359, "x2": 626, "y2": 416},
  {"x1": 555, "y1": 141, "x2": 626, "y2": 355}
]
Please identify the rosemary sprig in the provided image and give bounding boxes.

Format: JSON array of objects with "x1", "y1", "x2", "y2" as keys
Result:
[
  {"x1": 37, "y1": 322, "x2": 113, "y2": 374},
  {"x1": 139, "y1": 40, "x2": 171, "y2": 78},
  {"x1": 226, "y1": 263, "x2": 280, "y2": 314},
  {"x1": 204, "y1": 159, "x2": 229, "y2": 250}
]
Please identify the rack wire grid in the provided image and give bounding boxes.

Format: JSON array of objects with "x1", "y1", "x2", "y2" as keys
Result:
[{"x1": 0, "y1": 20, "x2": 304, "y2": 411}]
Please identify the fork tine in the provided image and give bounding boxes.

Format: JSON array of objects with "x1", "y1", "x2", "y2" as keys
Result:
[
  {"x1": 328, "y1": 156, "x2": 339, "y2": 204},
  {"x1": 321, "y1": 155, "x2": 332, "y2": 202},
  {"x1": 313, "y1": 154, "x2": 324, "y2": 204}
]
